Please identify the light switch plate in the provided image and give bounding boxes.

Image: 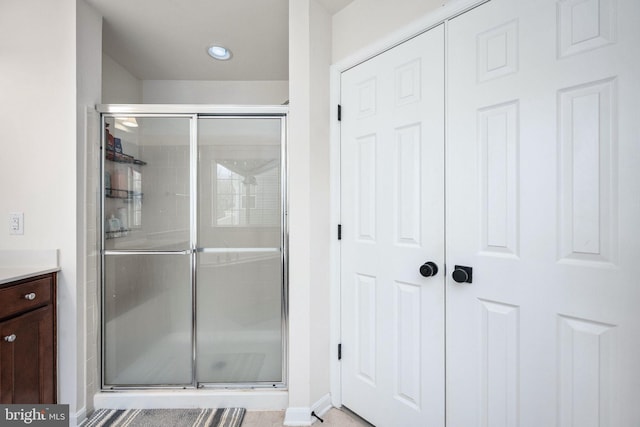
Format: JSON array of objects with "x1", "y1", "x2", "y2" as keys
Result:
[{"x1": 9, "y1": 212, "x2": 23, "y2": 235}]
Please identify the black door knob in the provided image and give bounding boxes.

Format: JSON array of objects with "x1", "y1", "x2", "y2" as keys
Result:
[
  {"x1": 419, "y1": 262, "x2": 438, "y2": 278},
  {"x1": 452, "y1": 265, "x2": 472, "y2": 283}
]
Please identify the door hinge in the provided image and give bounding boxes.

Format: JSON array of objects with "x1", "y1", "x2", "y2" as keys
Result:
[
  {"x1": 338, "y1": 224, "x2": 342, "y2": 240},
  {"x1": 338, "y1": 343, "x2": 342, "y2": 360},
  {"x1": 337, "y1": 104, "x2": 342, "y2": 121}
]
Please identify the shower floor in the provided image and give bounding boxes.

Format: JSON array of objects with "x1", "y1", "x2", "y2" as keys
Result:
[{"x1": 107, "y1": 330, "x2": 282, "y2": 387}]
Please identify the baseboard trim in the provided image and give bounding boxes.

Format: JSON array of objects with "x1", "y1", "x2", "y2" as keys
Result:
[
  {"x1": 284, "y1": 394, "x2": 333, "y2": 426},
  {"x1": 71, "y1": 406, "x2": 87, "y2": 427},
  {"x1": 283, "y1": 407, "x2": 313, "y2": 426},
  {"x1": 311, "y1": 393, "x2": 332, "y2": 418}
]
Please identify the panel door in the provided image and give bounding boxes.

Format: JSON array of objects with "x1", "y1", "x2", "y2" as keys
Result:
[
  {"x1": 340, "y1": 25, "x2": 445, "y2": 427},
  {"x1": 447, "y1": 0, "x2": 640, "y2": 425}
]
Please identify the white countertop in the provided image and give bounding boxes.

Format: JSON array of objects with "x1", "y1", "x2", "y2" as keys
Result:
[
  {"x1": 0, "y1": 266, "x2": 60, "y2": 285},
  {"x1": 0, "y1": 250, "x2": 59, "y2": 285}
]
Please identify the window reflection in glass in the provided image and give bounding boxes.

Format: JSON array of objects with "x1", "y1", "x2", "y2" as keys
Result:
[{"x1": 214, "y1": 159, "x2": 279, "y2": 227}]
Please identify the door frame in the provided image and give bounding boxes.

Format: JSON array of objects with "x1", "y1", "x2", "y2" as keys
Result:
[
  {"x1": 97, "y1": 104, "x2": 289, "y2": 390},
  {"x1": 328, "y1": 0, "x2": 489, "y2": 409}
]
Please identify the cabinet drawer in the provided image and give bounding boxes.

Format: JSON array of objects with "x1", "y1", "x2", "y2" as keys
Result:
[{"x1": 0, "y1": 277, "x2": 51, "y2": 320}]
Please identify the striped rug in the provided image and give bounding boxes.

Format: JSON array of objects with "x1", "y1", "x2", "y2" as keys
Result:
[{"x1": 85, "y1": 408, "x2": 245, "y2": 427}]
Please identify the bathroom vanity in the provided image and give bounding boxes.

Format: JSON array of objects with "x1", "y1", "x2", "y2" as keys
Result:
[{"x1": 0, "y1": 269, "x2": 57, "y2": 403}]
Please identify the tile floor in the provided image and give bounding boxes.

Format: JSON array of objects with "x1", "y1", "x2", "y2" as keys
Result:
[{"x1": 241, "y1": 407, "x2": 373, "y2": 427}]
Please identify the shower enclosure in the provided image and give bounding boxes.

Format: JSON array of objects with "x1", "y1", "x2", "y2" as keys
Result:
[{"x1": 99, "y1": 105, "x2": 287, "y2": 389}]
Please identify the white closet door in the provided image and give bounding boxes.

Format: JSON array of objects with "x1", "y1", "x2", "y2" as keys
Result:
[
  {"x1": 340, "y1": 25, "x2": 445, "y2": 427},
  {"x1": 447, "y1": 0, "x2": 640, "y2": 426}
]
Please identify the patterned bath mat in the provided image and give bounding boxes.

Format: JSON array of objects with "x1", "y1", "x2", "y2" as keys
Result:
[{"x1": 85, "y1": 408, "x2": 245, "y2": 427}]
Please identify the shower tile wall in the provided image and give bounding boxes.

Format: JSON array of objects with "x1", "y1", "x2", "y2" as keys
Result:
[
  {"x1": 139, "y1": 144, "x2": 190, "y2": 244},
  {"x1": 86, "y1": 107, "x2": 100, "y2": 411}
]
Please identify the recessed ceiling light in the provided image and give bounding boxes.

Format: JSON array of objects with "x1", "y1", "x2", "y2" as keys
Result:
[{"x1": 207, "y1": 45, "x2": 232, "y2": 61}]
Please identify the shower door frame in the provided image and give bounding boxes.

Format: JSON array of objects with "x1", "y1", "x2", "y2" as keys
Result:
[{"x1": 98, "y1": 104, "x2": 289, "y2": 390}]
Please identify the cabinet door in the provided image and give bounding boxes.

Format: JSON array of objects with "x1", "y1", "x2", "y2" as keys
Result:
[{"x1": 0, "y1": 305, "x2": 55, "y2": 403}]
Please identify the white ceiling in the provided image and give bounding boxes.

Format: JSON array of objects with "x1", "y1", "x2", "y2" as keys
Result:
[{"x1": 85, "y1": 0, "x2": 354, "y2": 81}]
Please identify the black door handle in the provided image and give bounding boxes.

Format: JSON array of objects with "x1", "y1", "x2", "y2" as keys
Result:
[
  {"x1": 419, "y1": 262, "x2": 438, "y2": 278},
  {"x1": 452, "y1": 265, "x2": 472, "y2": 283}
]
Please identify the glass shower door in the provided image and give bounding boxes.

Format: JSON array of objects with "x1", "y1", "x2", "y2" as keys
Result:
[
  {"x1": 102, "y1": 115, "x2": 193, "y2": 386},
  {"x1": 196, "y1": 117, "x2": 285, "y2": 385}
]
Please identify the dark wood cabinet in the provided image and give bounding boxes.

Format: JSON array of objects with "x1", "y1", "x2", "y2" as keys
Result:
[{"x1": 0, "y1": 273, "x2": 56, "y2": 403}]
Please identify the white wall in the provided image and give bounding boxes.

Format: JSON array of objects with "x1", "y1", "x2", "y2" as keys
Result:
[
  {"x1": 142, "y1": 80, "x2": 289, "y2": 104},
  {"x1": 0, "y1": 0, "x2": 80, "y2": 421},
  {"x1": 331, "y1": 0, "x2": 445, "y2": 62},
  {"x1": 287, "y1": 0, "x2": 313, "y2": 420},
  {"x1": 77, "y1": 0, "x2": 102, "y2": 419},
  {"x1": 102, "y1": 53, "x2": 142, "y2": 104},
  {"x1": 286, "y1": 0, "x2": 332, "y2": 423},
  {"x1": 102, "y1": 58, "x2": 288, "y2": 105},
  {"x1": 308, "y1": 0, "x2": 332, "y2": 407}
]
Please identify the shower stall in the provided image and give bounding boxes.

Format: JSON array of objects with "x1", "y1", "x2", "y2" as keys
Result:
[{"x1": 99, "y1": 105, "x2": 287, "y2": 391}]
